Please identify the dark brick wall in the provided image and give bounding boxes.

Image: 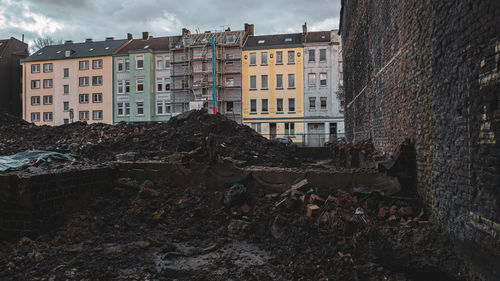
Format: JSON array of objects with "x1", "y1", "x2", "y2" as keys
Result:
[
  {"x1": 341, "y1": 0, "x2": 500, "y2": 280},
  {"x1": 0, "y1": 166, "x2": 116, "y2": 240}
]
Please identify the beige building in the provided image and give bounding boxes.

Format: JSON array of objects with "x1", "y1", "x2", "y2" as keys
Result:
[{"x1": 22, "y1": 38, "x2": 128, "y2": 125}]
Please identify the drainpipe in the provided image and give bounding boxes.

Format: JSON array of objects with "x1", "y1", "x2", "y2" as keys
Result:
[{"x1": 211, "y1": 36, "x2": 217, "y2": 114}]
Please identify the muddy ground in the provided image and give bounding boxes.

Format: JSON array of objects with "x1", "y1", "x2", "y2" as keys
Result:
[{"x1": 0, "y1": 178, "x2": 467, "y2": 281}]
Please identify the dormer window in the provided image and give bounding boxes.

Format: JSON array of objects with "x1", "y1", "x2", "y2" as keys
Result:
[
  {"x1": 226, "y1": 35, "x2": 236, "y2": 43},
  {"x1": 284, "y1": 38, "x2": 292, "y2": 42},
  {"x1": 65, "y1": 50, "x2": 71, "y2": 57}
]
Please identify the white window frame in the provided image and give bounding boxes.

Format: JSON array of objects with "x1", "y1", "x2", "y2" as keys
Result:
[
  {"x1": 136, "y1": 77, "x2": 144, "y2": 92},
  {"x1": 136, "y1": 101, "x2": 144, "y2": 116},
  {"x1": 309, "y1": 97, "x2": 316, "y2": 110},
  {"x1": 117, "y1": 59, "x2": 124, "y2": 72},
  {"x1": 261, "y1": 75, "x2": 268, "y2": 89},
  {"x1": 276, "y1": 51, "x2": 283, "y2": 64},
  {"x1": 93, "y1": 93, "x2": 103, "y2": 103},
  {"x1": 320, "y1": 97, "x2": 327, "y2": 109},
  {"x1": 118, "y1": 80, "x2": 124, "y2": 94},
  {"x1": 92, "y1": 59, "x2": 103, "y2": 69},
  {"x1": 249, "y1": 53, "x2": 256, "y2": 65},
  {"x1": 31, "y1": 112, "x2": 40, "y2": 122},
  {"x1": 319, "y1": 73, "x2": 327, "y2": 86},
  {"x1": 156, "y1": 57, "x2": 164, "y2": 69},
  {"x1": 31, "y1": 80, "x2": 40, "y2": 89},
  {"x1": 92, "y1": 76, "x2": 103, "y2": 86},
  {"x1": 92, "y1": 110, "x2": 103, "y2": 120},
  {"x1": 43, "y1": 112, "x2": 53, "y2": 122},
  {"x1": 79, "y1": 77, "x2": 89, "y2": 87},
  {"x1": 79, "y1": 60, "x2": 89, "y2": 70},
  {"x1": 117, "y1": 102, "x2": 131, "y2": 116},
  {"x1": 288, "y1": 74, "x2": 295, "y2": 89},
  {"x1": 250, "y1": 75, "x2": 257, "y2": 90},
  {"x1": 31, "y1": 64, "x2": 40, "y2": 73},
  {"x1": 43, "y1": 79, "x2": 53, "y2": 89},
  {"x1": 79, "y1": 94, "x2": 89, "y2": 104},
  {"x1": 31, "y1": 96, "x2": 40, "y2": 105},
  {"x1": 288, "y1": 51, "x2": 295, "y2": 64},
  {"x1": 79, "y1": 111, "x2": 89, "y2": 121},
  {"x1": 136, "y1": 55, "x2": 144, "y2": 70},
  {"x1": 43, "y1": 95, "x2": 53, "y2": 105},
  {"x1": 43, "y1": 63, "x2": 53, "y2": 73},
  {"x1": 308, "y1": 73, "x2": 316, "y2": 87},
  {"x1": 285, "y1": 122, "x2": 295, "y2": 136},
  {"x1": 261, "y1": 52, "x2": 268, "y2": 65}
]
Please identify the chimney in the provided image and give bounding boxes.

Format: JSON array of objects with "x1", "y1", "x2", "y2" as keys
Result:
[
  {"x1": 85, "y1": 38, "x2": 93, "y2": 43},
  {"x1": 127, "y1": 33, "x2": 133, "y2": 40},
  {"x1": 302, "y1": 22, "x2": 307, "y2": 35},
  {"x1": 142, "y1": 32, "x2": 149, "y2": 40},
  {"x1": 182, "y1": 28, "x2": 190, "y2": 36},
  {"x1": 22, "y1": 34, "x2": 24, "y2": 42},
  {"x1": 64, "y1": 40, "x2": 73, "y2": 45},
  {"x1": 225, "y1": 27, "x2": 231, "y2": 32},
  {"x1": 244, "y1": 23, "x2": 254, "y2": 36},
  {"x1": 105, "y1": 37, "x2": 114, "y2": 41}
]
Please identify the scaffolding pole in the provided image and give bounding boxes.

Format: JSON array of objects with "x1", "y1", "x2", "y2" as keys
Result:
[{"x1": 211, "y1": 36, "x2": 217, "y2": 114}]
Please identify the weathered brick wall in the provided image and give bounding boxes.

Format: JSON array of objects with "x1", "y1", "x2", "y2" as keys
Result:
[
  {"x1": 341, "y1": 0, "x2": 500, "y2": 280},
  {"x1": 0, "y1": 166, "x2": 116, "y2": 240}
]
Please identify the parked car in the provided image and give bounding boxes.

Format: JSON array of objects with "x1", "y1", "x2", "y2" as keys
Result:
[
  {"x1": 324, "y1": 137, "x2": 346, "y2": 146},
  {"x1": 272, "y1": 137, "x2": 294, "y2": 145}
]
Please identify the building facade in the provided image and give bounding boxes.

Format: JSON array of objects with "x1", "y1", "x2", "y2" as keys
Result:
[
  {"x1": 0, "y1": 37, "x2": 29, "y2": 117},
  {"x1": 242, "y1": 33, "x2": 305, "y2": 143},
  {"x1": 302, "y1": 26, "x2": 344, "y2": 146},
  {"x1": 22, "y1": 38, "x2": 128, "y2": 125},
  {"x1": 113, "y1": 33, "x2": 173, "y2": 123},
  {"x1": 169, "y1": 24, "x2": 252, "y2": 123}
]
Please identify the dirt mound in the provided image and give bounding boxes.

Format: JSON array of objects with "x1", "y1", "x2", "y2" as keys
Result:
[
  {"x1": 0, "y1": 180, "x2": 467, "y2": 280},
  {"x1": 0, "y1": 110, "x2": 303, "y2": 167}
]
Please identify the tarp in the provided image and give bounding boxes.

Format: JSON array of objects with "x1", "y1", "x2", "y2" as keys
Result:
[{"x1": 0, "y1": 150, "x2": 74, "y2": 172}]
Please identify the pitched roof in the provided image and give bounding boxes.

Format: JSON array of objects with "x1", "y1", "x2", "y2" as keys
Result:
[
  {"x1": 23, "y1": 39, "x2": 128, "y2": 62},
  {"x1": 0, "y1": 39, "x2": 9, "y2": 57},
  {"x1": 115, "y1": 36, "x2": 171, "y2": 54},
  {"x1": 243, "y1": 33, "x2": 303, "y2": 50},
  {"x1": 170, "y1": 30, "x2": 246, "y2": 49},
  {"x1": 303, "y1": 31, "x2": 331, "y2": 43}
]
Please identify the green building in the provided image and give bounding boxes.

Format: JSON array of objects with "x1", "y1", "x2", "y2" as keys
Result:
[{"x1": 113, "y1": 33, "x2": 174, "y2": 123}]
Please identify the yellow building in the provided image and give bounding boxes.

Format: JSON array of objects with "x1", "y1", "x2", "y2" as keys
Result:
[
  {"x1": 22, "y1": 38, "x2": 128, "y2": 125},
  {"x1": 242, "y1": 33, "x2": 304, "y2": 143}
]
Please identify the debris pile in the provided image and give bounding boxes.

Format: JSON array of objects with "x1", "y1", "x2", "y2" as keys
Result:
[
  {"x1": 0, "y1": 110, "x2": 304, "y2": 166},
  {"x1": 0, "y1": 179, "x2": 466, "y2": 280}
]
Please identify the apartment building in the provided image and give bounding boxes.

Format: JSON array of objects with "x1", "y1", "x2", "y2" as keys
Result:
[
  {"x1": 22, "y1": 38, "x2": 127, "y2": 125},
  {"x1": 169, "y1": 24, "x2": 252, "y2": 123},
  {"x1": 302, "y1": 24, "x2": 345, "y2": 146},
  {"x1": 0, "y1": 37, "x2": 29, "y2": 117},
  {"x1": 113, "y1": 33, "x2": 174, "y2": 123},
  {"x1": 242, "y1": 33, "x2": 305, "y2": 143}
]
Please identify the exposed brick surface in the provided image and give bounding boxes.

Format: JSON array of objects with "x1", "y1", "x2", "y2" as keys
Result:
[{"x1": 341, "y1": 0, "x2": 500, "y2": 280}]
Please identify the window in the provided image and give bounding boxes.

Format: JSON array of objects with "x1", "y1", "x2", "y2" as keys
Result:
[
  {"x1": 308, "y1": 73, "x2": 316, "y2": 86},
  {"x1": 125, "y1": 80, "x2": 130, "y2": 93},
  {"x1": 226, "y1": 54, "x2": 234, "y2": 65},
  {"x1": 92, "y1": 110, "x2": 103, "y2": 120},
  {"x1": 136, "y1": 101, "x2": 144, "y2": 115},
  {"x1": 79, "y1": 60, "x2": 89, "y2": 70},
  {"x1": 43, "y1": 112, "x2": 53, "y2": 122},
  {"x1": 63, "y1": 101, "x2": 69, "y2": 111},
  {"x1": 285, "y1": 122, "x2": 295, "y2": 136},
  {"x1": 250, "y1": 99, "x2": 257, "y2": 113},
  {"x1": 117, "y1": 102, "x2": 130, "y2": 116},
  {"x1": 64, "y1": 119, "x2": 69, "y2": 124},
  {"x1": 165, "y1": 78, "x2": 170, "y2": 90},
  {"x1": 250, "y1": 75, "x2": 257, "y2": 90},
  {"x1": 92, "y1": 76, "x2": 103, "y2": 86},
  {"x1": 226, "y1": 34, "x2": 236, "y2": 43},
  {"x1": 309, "y1": 97, "x2": 316, "y2": 110},
  {"x1": 252, "y1": 123, "x2": 261, "y2": 133},
  {"x1": 226, "y1": 101, "x2": 234, "y2": 112},
  {"x1": 288, "y1": 98, "x2": 295, "y2": 112},
  {"x1": 320, "y1": 49, "x2": 327, "y2": 61},
  {"x1": 309, "y1": 50, "x2": 315, "y2": 62},
  {"x1": 136, "y1": 55, "x2": 144, "y2": 69},
  {"x1": 43, "y1": 63, "x2": 53, "y2": 73},
  {"x1": 43, "y1": 95, "x2": 52, "y2": 105},
  {"x1": 125, "y1": 59, "x2": 130, "y2": 71},
  {"x1": 276, "y1": 51, "x2": 283, "y2": 64},
  {"x1": 157, "y1": 78, "x2": 163, "y2": 92},
  {"x1": 63, "y1": 68, "x2": 69, "y2": 78},
  {"x1": 288, "y1": 51, "x2": 295, "y2": 64},
  {"x1": 249, "y1": 52, "x2": 256, "y2": 65},
  {"x1": 276, "y1": 74, "x2": 283, "y2": 89},
  {"x1": 226, "y1": 77, "x2": 234, "y2": 87},
  {"x1": 261, "y1": 52, "x2": 268, "y2": 65},
  {"x1": 276, "y1": 98, "x2": 283, "y2": 112},
  {"x1": 288, "y1": 74, "x2": 295, "y2": 88},
  {"x1": 320, "y1": 73, "x2": 327, "y2": 86},
  {"x1": 31, "y1": 96, "x2": 40, "y2": 105},
  {"x1": 118, "y1": 59, "x2": 124, "y2": 72},
  {"x1": 136, "y1": 78, "x2": 144, "y2": 92},
  {"x1": 31, "y1": 80, "x2": 40, "y2": 89},
  {"x1": 320, "y1": 97, "x2": 327, "y2": 109},
  {"x1": 79, "y1": 94, "x2": 89, "y2": 103},
  {"x1": 156, "y1": 100, "x2": 171, "y2": 115},
  {"x1": 261, "y1": 75, "x2": 268, "y2": 89},
  {"x1": 31, "y1": 112, "x2": 40, "y2": 122},
  {"x1": 31, "y1": 64, "x2": 40, "y2": 73},
  {"x1": 79, "y1": 77, "x2": 89, "y2": 87},
  {"x1": 93, "y1": 93, "x2": 102, "y2": 103},
  {"x1": 157, "y1": 57, "x2": 164, "y2": 69},
  {"x1": 79, "y1": 111, "x2": 89, "y2": 121},
  {"x1": 165, "y1": 57, "x2": 170, "y2": 68},
  {"x1": 92, "y1": 59, "x2": 103, "y2": 69},
  {"x1": 262, "y1": 99, "x2": 268, "y2": 113},
  {"x1": 118, "y1": 80, "x2": 124, "y2": 94},
  {"x1": 43, "y1": 79, "x2": 53, "y2": 89}
]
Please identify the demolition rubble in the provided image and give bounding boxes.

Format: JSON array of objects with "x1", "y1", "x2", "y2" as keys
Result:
[{"x1": 0, "y1": 111, "x2": 468, "y2": 280}]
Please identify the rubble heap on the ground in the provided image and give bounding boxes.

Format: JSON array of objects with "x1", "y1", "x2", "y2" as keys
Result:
[
  {"x1": 0, "y1": 178, "x2": 466, "y2": 281},
  {"x1": 0, "y1": 110, "x2": 303, "y2": 167}
]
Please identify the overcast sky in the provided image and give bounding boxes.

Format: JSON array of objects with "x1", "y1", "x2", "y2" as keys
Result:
[{"x1": 0, "y1": 0, "x2": 341, "y2": 48}]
